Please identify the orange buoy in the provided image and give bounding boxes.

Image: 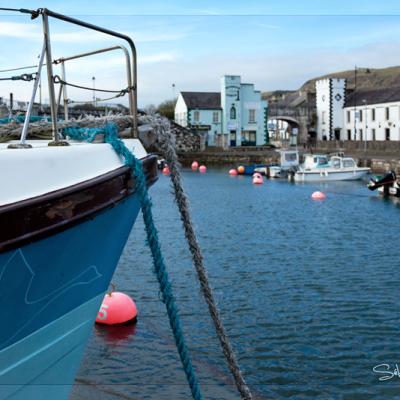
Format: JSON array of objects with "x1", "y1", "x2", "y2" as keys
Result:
[
  {"x1": 191, "y1": 161, "x2": 199, "y2": 171},
  {"x1": 162, "y1": 166, "x2": 170, "y2": 175},
  {"x1": 252, "y1": 172, "x2": 263, "y2": 184},
  {"x1": 199, "y1": 165, "x2": 207, "y2": 173},
  {"x1": 229, "y1": 169, "x2": 238, "y2": 176},
  {"x1": 96, "y1": 292, "x2": 138, "y2": 325},
  {"x1": 311, "y1": 191, "x2": 326, "y2": 200},
  {"x1": 237, "y1": 165, "x2": 245, "y2": 174}
]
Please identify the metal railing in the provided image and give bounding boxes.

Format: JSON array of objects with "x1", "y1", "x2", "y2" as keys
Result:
[{"x1": 1, "y1": 7, "x2": 138, "y2": 148}]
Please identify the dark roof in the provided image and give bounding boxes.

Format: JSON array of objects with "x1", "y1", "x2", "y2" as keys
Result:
[
  {"x1": 345, "y1": 88, "x2": 400, "y2": 107},
  {"x1": 181, "y1": 91, "x2": 221, "y2": 109}
]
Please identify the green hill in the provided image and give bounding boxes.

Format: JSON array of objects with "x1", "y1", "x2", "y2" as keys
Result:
[{"x1": 300, "y1": 66, "x2": 400, "y2": 92}]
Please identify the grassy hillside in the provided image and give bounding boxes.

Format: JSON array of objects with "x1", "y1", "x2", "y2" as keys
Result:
[
  {"x1": 300, "y1": 66, "x2": 400, "y2": 92},
  {"x1": 263, "y1": 66, "x2": 400, "y2": 99}
]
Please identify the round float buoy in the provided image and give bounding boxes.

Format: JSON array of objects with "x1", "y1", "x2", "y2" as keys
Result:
[
  {"x1": 252, "y1": 172, "x2": 263, "y2": 184},
  {"x1": 229, "y1": 168, "x2": 238, "y2": 176},
  {"x1": 162, "y1": 166, "x2": 170, "y2": 175},
  {"x1": 191, "y1": 161, "x2": 199, "y2": 171},
  {"x1": 311, "y1": 191, "x2": 326, "y2": 200},
  {"x1": 96, "y1": 292, "x2": 138, "y2": 325},
  {"x1": 199, "y1": 165, "x2": 207, "y2": 173},
  {"x1": 237, "y1": 166, "x2": 245, "y2": 174}
]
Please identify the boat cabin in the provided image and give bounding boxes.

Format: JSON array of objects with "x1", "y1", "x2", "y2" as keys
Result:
[
  {"x1": 303, "y1": 154, "x2": 329, "y2": 170},
  {"x1": 330, "y1": 156, "x2": 356, "y2": 169}
]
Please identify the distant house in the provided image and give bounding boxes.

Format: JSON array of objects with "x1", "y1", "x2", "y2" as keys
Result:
[
  {"x1": 174, "y1": 75, "x2": 268, "y2": 148},
  {"x1": 316, "y1": 78, "x2": 400, "y2": 141}
]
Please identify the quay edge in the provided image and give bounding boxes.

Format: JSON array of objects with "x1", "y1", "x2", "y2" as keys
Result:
[{"x1": 176, "y1": 147, "x2": 400, "y2": 175}]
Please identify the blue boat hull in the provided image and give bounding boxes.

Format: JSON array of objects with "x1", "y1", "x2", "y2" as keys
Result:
[{"x1": 0, "y1": 193, "x2": 141, "y2": 400}]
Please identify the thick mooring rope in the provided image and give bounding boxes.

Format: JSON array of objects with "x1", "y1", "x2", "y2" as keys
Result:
[
  {"x1": 141, "y1": 114, "x2": 254, "y2": 400},
  {"x1": 62, "y1": 123, "x2": 203, "y2": 400}
]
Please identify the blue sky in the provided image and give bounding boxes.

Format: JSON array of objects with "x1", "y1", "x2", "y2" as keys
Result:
[{"x1": 1, "y1": 0, "x2": 400, "y2": 107}]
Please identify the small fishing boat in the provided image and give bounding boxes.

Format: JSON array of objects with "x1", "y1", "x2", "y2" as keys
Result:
[
  {"x1": 294, "y1": 154, "x2": 370, "y2": 182},
  {"x1": 0, "y1": 8, "x2": 157, "y2": 400},
  {"x1": 367, "y1": 170, "x2": 400, "y2": 197}
]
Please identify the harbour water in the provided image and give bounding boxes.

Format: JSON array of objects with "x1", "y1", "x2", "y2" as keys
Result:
[{"x1": 73, "y1": 168, "x2": 400, "y2": 399}]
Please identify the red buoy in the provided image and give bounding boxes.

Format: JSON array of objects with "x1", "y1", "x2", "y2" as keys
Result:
[
  {"x1": 252, "y1": 172, "x2": 263, "y2": 184},
  {"x1": 199, "y1": 165, "x2": 207, "y2": 173},
  {"x1": 96, "y1": 292, "x2": 138, "y2": 325},
  {"x1": 311, "y1": 191, "x2": 326, "y2": 200},
  {"x1": 162, "y1": 166, "x2": 170, "y2": 175},
  {"x1": 191, "y1": 161, "x2": 199, "y2": 171},
  {"x1": 229, "y1": 169, "x2": 238, "y2": 176}
]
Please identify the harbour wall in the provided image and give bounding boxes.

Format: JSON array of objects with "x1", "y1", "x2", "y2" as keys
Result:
[{"x1": 177, "y1": 144, "x2": 400, "y2": 174}]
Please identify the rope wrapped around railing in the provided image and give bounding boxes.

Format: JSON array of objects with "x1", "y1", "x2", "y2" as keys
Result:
[{"x1": 0, "y1": 114, "x2": 134, "y2": 143}]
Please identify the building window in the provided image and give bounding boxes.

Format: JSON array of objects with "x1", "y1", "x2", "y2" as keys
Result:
[
  {"x1": 230, "y1": 105, "x2": 236, "y2": 119},
  {"x1": 322, "y1": 111, "x2": 326, "y2": 125},
  {"x1": 372, "y1": 128, "x2": 376, "y2": 141},
  {"x1": 386, "y1": 128, "x2": 390, "y2": 140},
  {"x1": 212, "y1": 111, "x2": 219, "y2": 123},
  {"x1": 359, "y1": 110, "x2": 363, "y2": 122},
  {"x1": 386, "y1": 107, "x2": 390, "y2": 120},
  {"x1": 346, "y1": 111, "x2": 350, "y2": 123},
  {"x1": 347, "y1": 129, "x2": 351, "y2": 140},
  {"x1": 371, "y1": 108, "x2": 375, "y2": 121},
  {"x1": 359, "y1": 129, "x2": 363, "y2": 141},
  {"x1": 248, "y1": 109, "x2": 256, "y2": 123},
  {"x1": 193, "y1": 111, "x2": 200, "y2": 122}
]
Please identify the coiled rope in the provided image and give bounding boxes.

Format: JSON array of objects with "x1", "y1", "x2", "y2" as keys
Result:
[
  {"x1": 141, "y1": 114, "x2": 254, "y2": 400},
  {"x1": 62, "y1": 122, "x2": 203, "y2": 400}
]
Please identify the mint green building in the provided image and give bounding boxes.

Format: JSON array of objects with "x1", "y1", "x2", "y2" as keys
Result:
[{"x1": 174, "y1": 75, "x2": 268, "y2": 147}]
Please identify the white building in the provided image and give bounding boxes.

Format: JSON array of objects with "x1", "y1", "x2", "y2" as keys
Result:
[
  {"x1": 316, "y1": 78, "x2": 400, "y2": 141},
  {"x1": 174, "y1": 75, "x2": 268, "y2": 147},
  {"x1": 343, "y1": 89, "x2": 400, "y2": 141},
  {"x1": 315, "y1": 78, "x2": 346, "y2": 140}
]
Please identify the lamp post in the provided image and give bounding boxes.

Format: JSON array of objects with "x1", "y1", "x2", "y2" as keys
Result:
[
  {"x1": 92, "y1": 76, "x2": 96, "y2": 107},
  {"x1": 353, "y1": 65, "x2": 357, "y2": 141}
]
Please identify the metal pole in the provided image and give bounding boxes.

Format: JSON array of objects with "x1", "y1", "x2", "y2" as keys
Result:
[
  {"x1": 61, "y1": 61, "x2": 69, "y2": 121},
  {"x1": 353, "y1": 65, "x2": 357, "y2": 141},
  {"x1": 92, "y1": 76, "x2": 96, "y2": 106},
  {"x1": 42, "y1": 11, "x2": 62, "y2": 144},
  {"x1": 8, "y1": 41, "x2": 46, "y2": 149}
]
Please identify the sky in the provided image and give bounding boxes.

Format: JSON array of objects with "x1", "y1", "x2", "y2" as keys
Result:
[{"x1": 1, "y1": 0, "x2": 400, "y2": 108}]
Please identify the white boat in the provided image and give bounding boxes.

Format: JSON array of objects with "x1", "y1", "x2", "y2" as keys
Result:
[{"x1": 294, "y1": 154, "x2": 370, "y2": 182}]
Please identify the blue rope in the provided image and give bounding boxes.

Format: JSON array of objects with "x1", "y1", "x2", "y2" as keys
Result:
[{"x1": 62, "y1": 123, "x2": 203, "y2": 400}]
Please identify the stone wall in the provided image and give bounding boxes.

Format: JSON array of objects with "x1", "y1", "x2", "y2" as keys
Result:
[
  {"x1": 314, "y1": 140, "x2": 400, "y2": 155},
  {"x1": 171, "y1": 121, "x2": 203, "y2": 152}
]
